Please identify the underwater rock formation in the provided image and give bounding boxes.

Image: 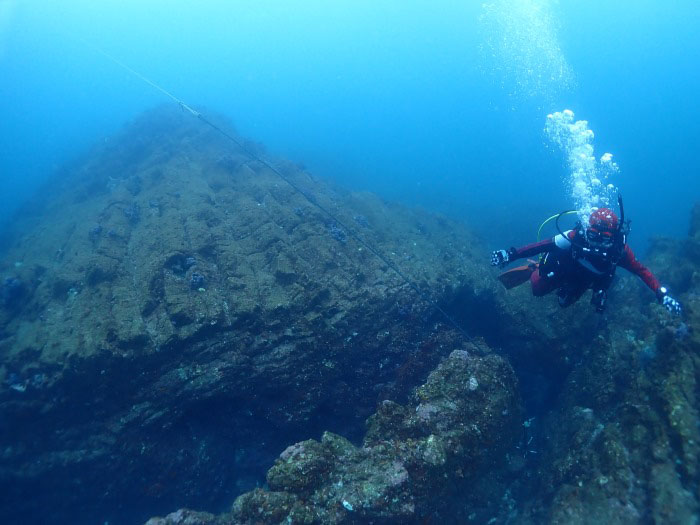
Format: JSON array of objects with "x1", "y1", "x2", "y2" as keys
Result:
[
  {"x1": 512, "y1": 207, "x2": 700, "y2": 523},
  {"x1": 0, "y1": 107, "x2": 542, "y2": 524},
  {"x1": 3, "y1": 104, "x2": 696, "y2": 524},
  {"x1": 145, "y1": 208, "x2": 700, "y2": 523},
  {"x1": 147, "y1": 345, "x2": 521, "y2": 524}
]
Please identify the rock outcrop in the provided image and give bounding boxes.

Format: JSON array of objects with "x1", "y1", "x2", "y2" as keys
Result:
[
  {"x1": 3, "y1": 104, "x2": 696, "y2": 524},
  {"x1": 147, "y1": 345, "x2": 521, "y2": 524},
  {"x1": 514, "y1": 208, "x2": 700, "y2": 523},
  {"x1": 0, "y1": 107, "x2": 530, "y2": 524}
]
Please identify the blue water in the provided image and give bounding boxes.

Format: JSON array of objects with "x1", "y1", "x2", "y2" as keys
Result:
[{"x1": 1, "y1": 0, "x2": 699, "y2": 253}]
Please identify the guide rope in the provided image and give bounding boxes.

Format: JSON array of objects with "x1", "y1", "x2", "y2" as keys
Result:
[{"x1": 80, "y1": 39, "x2": 470, "y2": 340}]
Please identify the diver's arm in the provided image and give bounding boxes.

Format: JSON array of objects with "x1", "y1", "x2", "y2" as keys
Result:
[
  {"x1": 510, "y1": 238, "x2": 555, "y2": 259},
  {"x1": 511, "y1": 230, "x2": 575, "y2": 259},
  {"x1": 618, "y1": 245, "x2": 661, "y2": 292},
  {"x1": 491, "y1": 239, "x2": 552, "y2": 267},
  {"x1": 491, "y1": 231, "x2": 573, "y2": 268},
  {"x1": 619, "y1": 245, "x2": 682, "y2": 314}
]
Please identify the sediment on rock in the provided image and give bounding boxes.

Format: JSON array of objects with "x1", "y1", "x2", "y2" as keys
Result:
[
  {"x1": 3, "y1": 103, "x2": 696, "y2": 524},
  {"x1": 147, "y1": 344, "x2": 522, "y2": 524},
  {"x1": 0, "y1": 106, "x2": 530, "y2": 524},
  {"x1": 512, "y1": 207, "x2": 700, "y2": 523}
]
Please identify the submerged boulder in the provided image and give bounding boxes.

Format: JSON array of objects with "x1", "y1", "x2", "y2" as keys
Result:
[{"x1": 148, "y1": 345, "x2": 521, "y2": 524}]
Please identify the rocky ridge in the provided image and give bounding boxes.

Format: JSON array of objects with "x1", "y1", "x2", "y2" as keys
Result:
[
  {"x1": 148, "y1": 344, "x2": 521, "y2": 524},
  {"x1": 0, "y1": 107, "x2": 536, "y2": 523},
  {"x1": 0, "y1": 106, "x2": 696, "y2": 524}
]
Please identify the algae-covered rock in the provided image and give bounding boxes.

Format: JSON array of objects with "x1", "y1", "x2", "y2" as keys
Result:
[
  {"x1": 222, "y1": 344, "x2": 521, "y2": 524},
  {"x1": 519, "y1": 205, "x2": 700, "y2": 523},
  {"x1": 230, "y1": 489, "x2": 298, "y2": 524},
  {"x1": 144, "y1": 508, "x2": 225, "y2": 525},
  {"x1": 0, "y1": 107, "x2": 525, "y2": 524},
  {"x1": 4, "y1": 102, "x2": 697, "y2": 524},
  {"x1": 152, "y1": 203, "x2": 700, "y2": 525},
  {"x1": 266, "y1": 439, "x2": 334, "y2": 493}
]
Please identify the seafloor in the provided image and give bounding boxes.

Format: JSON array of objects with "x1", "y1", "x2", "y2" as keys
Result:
[{"x1": 0, "y1": 107, "x2": 697, "y2": 524}]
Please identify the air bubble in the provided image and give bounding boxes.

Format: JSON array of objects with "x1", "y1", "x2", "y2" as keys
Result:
[{"x1": 545, "y1": 109, "x2": 619, "y2": 226}]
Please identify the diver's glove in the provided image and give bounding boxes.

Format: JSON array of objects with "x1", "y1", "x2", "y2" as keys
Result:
[
  {"x1": 491, "y1": 248, "x2": 516, "y2": 268},
  {"x1": 657, "y1": 286, "x2": 682, "y2": 315}
]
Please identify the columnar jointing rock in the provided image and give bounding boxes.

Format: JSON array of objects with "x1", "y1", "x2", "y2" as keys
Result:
[{"x1": 148, "y1": 343, "x2": 522, "y2": 524}]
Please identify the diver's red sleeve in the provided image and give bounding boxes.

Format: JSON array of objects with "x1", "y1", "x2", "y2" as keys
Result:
[
  {"x1": 511, "y1": 238, "x2": 555, "y2": 259},
  {"x1": 618, "y1": 245, "x2": 661, "y2": 292},
  {"x1": 511, "y1": 231, "x2": 574, "y2": 260}
]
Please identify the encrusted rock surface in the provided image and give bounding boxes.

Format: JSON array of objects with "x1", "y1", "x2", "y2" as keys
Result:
[
  {"x1": 512, "y1": 208, "x2": 700, "y2": 523},
  {"x1": 0, "y1": 107, "x2": 536, "y2": 524},
  {"x1": 140, "y1": 196, "x2": 700, "y2": 523},
  {"x1": 147, "y1": 345, "x2": 521, "y2": 524},
  {"x1": 2, "y1": 104, "x2": 698, "y2": 524}
]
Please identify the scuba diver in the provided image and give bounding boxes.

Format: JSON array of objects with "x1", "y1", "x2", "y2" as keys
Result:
[{"x1": 490, "y1": 199, "x2": 682, "y2": 314}]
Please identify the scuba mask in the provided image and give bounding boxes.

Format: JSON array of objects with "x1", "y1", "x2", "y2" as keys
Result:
[{"x1": 585, "y1": 226, "x2": 616, "y2": 250}]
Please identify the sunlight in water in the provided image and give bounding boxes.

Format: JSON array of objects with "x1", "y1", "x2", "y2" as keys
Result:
[
  {"x1": 479, "y1": 0, "x2": 575, "y2": 107},
  {"x1": 0, "y1": 0, "x2": 15, "y2": 60}
]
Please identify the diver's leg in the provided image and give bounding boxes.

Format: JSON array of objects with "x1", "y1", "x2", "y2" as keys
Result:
[
  {"x1": 530, "y1": 267, "x2": 559, "y2": 297},
  {"x1": 557, "y1": 281, "x2": 588, "y2": 307}
]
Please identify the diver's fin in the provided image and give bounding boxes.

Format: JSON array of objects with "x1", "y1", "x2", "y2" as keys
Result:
[{"x1": 498, "y1": 263, "x2": 536, "y2": 290}]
